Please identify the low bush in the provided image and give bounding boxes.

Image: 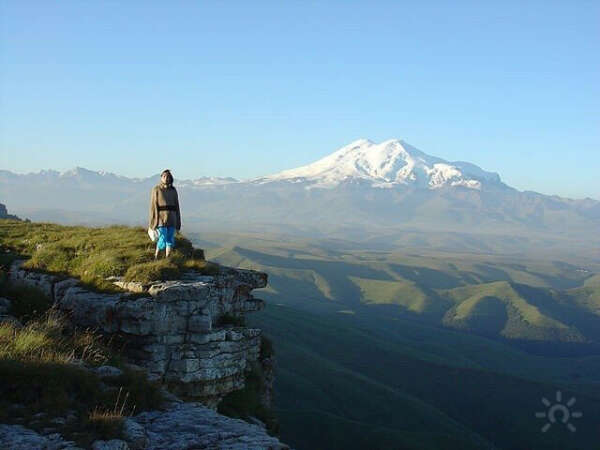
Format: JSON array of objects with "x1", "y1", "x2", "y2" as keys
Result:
[
  {"x1": 217, "y1": 313, "x2": 246, "y2": 327},
  {"x1": 260, "y1": 335, "x2": 274, "y2": 361}
]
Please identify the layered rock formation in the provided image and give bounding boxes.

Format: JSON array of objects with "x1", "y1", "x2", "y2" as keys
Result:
[{"x1": 9, "y1": 261, "x2": 270, "y2": 408}]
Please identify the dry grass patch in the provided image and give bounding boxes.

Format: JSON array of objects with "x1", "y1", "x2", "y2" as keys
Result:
[{"x1": 87, "y1": 387, "x2": 136, "y2": 440}]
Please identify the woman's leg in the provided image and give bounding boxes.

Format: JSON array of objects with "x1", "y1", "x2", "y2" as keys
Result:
[
  {"x1": 156, "y1": 227, "x2": 167, "y2": 258},
  {"x1": 165, "y1": 227, "x2": 175, "y2": 257}
]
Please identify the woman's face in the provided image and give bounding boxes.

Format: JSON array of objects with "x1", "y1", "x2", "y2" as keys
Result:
[{"x1": 161, "y1": 172, "x2": 169, "y2": 184}]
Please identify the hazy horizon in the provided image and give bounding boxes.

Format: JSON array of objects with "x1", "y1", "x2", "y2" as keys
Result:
[
  {"x1": 1, "y1": 2, "x2": 599, "y2": 199},
  {"x1": 2, "y1": 140, "x2": 599, "y2": 201}
]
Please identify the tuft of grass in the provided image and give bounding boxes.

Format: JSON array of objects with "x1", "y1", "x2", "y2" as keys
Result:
[
  {"x1": 0, "y1": 219, "x2": 215, "y2": 291},
  {"x1": 123, "y1": 258, "x2": 180, "y2": 283},
  {"x1": 86, "y1": 410, "x2": 124, "y2": 442},
  {"x1": 182, "y1": 258, "x2": 220, "y2": 274},
  {"x1": 87, "y1": 387, "x2": 136, "y2": 441},
  {"x1": 123, "y1": 250, "x2": 220, "y2": 283},
  {"x1": 0, "y1": 310, "x2": 108, "y2": 365},
  {"x1": 103, "y1": 367, "x2": 164, "y2": 412}
]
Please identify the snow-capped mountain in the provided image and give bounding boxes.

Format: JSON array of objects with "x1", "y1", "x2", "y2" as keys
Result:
[
  {"x1": 253, "y1": 139, "x2": 502, "y2": 190},
  {"x1": 1, "y1": 138, "x2": 599, "y2": 251}
]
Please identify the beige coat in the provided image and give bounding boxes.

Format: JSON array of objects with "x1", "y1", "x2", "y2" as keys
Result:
[{"x1": 148, "y1": 183, "x2": 181, "y2": 230}]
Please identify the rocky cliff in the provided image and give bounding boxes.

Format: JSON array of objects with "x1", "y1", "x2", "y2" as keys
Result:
[
  {"x1": 9, "y1": 260, "x2": 269, "y2": 408},
  {"x1": 6, "y1": 260, "x2": 288, "y2": 449}
]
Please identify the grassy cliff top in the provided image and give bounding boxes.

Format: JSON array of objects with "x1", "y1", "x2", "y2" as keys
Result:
[
  {"x1": 0, "y1": 219, "x2": 217, "y2": 291},
  {"x1": 0, "y1": 220, "x2": 176, "y2": 445}
]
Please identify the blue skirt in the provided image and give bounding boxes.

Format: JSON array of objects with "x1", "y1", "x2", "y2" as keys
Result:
[{"x1": 156, "y1": 226, "x2": 176, "y2": 250}]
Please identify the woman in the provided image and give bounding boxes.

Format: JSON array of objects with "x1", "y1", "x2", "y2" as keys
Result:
[{"x1": 148, "y1": 169, "x2": 181, "y2": 259}]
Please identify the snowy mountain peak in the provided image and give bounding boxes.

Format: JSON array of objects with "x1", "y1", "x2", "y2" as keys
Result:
[{"x1": 255, "y1": 139, "x2": 501, "y2": 190}]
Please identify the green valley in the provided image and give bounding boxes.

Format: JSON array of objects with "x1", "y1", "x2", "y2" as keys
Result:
[{"x1": 194, "y1": 231, "x2": 600, "y2": 450}]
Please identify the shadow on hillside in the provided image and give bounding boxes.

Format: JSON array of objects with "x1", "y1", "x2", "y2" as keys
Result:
[
  {"x1": 512, "y1": 283, "x2": 600, "y2": 345},
  {"x1": 233, "y1": 246, "x2": 395, "y2": 307}
]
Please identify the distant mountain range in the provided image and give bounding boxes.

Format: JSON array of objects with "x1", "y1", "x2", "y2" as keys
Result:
[{"x1": 2, "y1": 139, "x2": 599, "y2": 250}]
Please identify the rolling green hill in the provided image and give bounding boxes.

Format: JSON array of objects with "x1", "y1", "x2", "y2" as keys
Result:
[
  {"x1": 349, "y1": 276, "x2": 449, "y2": 316},
  {"x1": 440, "y1": 281, "x2": 586, "y2": 342},
  {"x1": 195, "y1": 232, "x2": 600, "y2": 449},
  {"x1": 201, "y1": 237, "x2": 600, "y2": 346}
]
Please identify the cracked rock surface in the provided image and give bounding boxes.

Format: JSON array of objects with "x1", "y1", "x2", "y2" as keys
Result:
[{"x1": 124, "y1": 402, "x2": 289, "y2": 450}]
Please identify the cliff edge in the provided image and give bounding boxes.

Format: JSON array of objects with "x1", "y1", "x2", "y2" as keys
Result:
[{"x1": 4, "y1": 257, "x2": 288, "y2": 449}]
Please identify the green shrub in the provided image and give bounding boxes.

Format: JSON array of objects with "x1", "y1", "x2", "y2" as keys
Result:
[
  {"x1": 260, "y1": 335, "x2": 274, "y2": 360},
  {"x1": 218, "y1": 361, "x2": 279, "y2": 436},
  {"x1": 217, "y1": 313, "x2": 246, "y2": 327}
]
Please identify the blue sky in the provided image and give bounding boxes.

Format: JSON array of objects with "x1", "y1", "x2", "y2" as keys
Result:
[{"x1": 1, "y1": 1, "x2": 598, "y2": 199}]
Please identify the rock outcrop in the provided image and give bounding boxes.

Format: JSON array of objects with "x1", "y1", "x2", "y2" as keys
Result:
[
  {"x1": 9, "y1": 261, "x2": 270, "y2": 408},
  {"x1": 0, "y1": 202, "x2": 21, "y2": 220}
]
